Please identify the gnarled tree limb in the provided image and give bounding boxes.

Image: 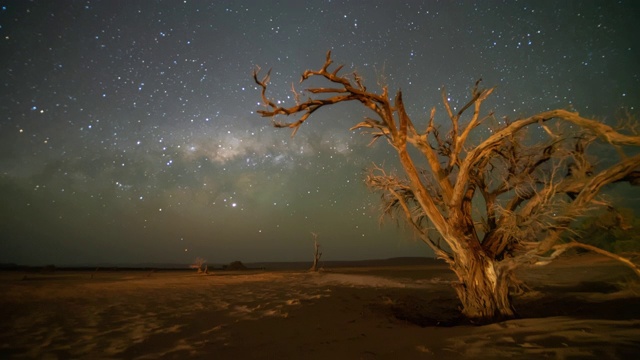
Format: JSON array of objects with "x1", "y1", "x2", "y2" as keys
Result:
[{"x1": 254, "y1": 51, "x2": 640, "y2": 322}]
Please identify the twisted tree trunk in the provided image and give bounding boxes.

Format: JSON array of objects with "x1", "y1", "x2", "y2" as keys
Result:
[
  {"x1": 253, "y1": 51, "x2": 640, "y2": 324},
  {"x1": 451, "y1": 251, "x2": 515, "y2": 322}
]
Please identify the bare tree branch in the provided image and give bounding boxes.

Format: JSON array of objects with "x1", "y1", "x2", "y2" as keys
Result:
[
  {"x1": 541, "y1": 241, "x2": 640, "y2": 278},
  {"x1": 254, "y1": 52, "x2": 640, "y2": 322}
]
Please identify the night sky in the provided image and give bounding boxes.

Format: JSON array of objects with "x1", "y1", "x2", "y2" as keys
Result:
[{"x1": 1, "y1": 1, "x2": 638, "y2": 266}]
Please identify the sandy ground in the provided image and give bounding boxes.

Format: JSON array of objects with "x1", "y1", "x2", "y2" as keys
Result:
[{"x1": 1, "y1": 254, "x2": 639, "y2": 359}]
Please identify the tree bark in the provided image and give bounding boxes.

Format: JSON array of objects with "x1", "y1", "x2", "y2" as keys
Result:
[
  {"x1": 451, "y1": 250, "x2": 515, "y2": 323},
  {"x1": 253, "y1": 52, "x2": 640, "y2": 324}
]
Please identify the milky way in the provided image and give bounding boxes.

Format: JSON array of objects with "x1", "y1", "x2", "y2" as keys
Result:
[{"x1": 1, "y1": 1, "x2": 638, "y2": 265}]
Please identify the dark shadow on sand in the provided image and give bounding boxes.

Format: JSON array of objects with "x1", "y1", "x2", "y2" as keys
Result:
[{"x1": 371, "y1": 280, "x2": 640, "y2": 327}]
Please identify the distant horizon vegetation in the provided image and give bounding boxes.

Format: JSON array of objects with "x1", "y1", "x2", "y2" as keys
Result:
[{"x1": 0, "y1": 256, "x2": 440, "y2": 271}]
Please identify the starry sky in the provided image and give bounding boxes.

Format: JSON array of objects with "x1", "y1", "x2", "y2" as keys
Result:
[{"x1": 1, "y1": 1, "x2": 638, "y2": 266}]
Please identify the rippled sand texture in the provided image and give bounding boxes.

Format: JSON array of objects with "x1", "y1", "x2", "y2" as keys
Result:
[{"x1": 1, "y1": 255, "x2": 638, "y2": 359}]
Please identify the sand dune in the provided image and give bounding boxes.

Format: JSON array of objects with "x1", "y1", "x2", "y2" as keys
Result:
[{"x1": 0, "y1": 254, "x2": 638, "y2": 359}]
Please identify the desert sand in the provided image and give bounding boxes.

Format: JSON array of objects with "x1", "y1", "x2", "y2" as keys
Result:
[{"x1": 1, "y1": 253, "x2": 639, "y2": 359}]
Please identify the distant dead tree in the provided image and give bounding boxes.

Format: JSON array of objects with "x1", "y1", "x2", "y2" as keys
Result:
[
  {"x1": 254, "y1": 51, "x2": 640, "y2": 323},
  {"x1": 190, "y1": 257, "x2": 208, "y2": 274},
  {"x1": 309, "y1": 232, "x2": 322, "y2": 272}
]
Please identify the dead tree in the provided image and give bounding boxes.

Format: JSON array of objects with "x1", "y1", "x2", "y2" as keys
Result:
[
  {"x1": 253, "y1": 51, "x2": 640, "y2": 323},
  {"x1": 190, "y1": 257, "x2": 207, "y2": 274},
  {"x1": 309, "y1": 232, "x2": 322, "y2": 272}
]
